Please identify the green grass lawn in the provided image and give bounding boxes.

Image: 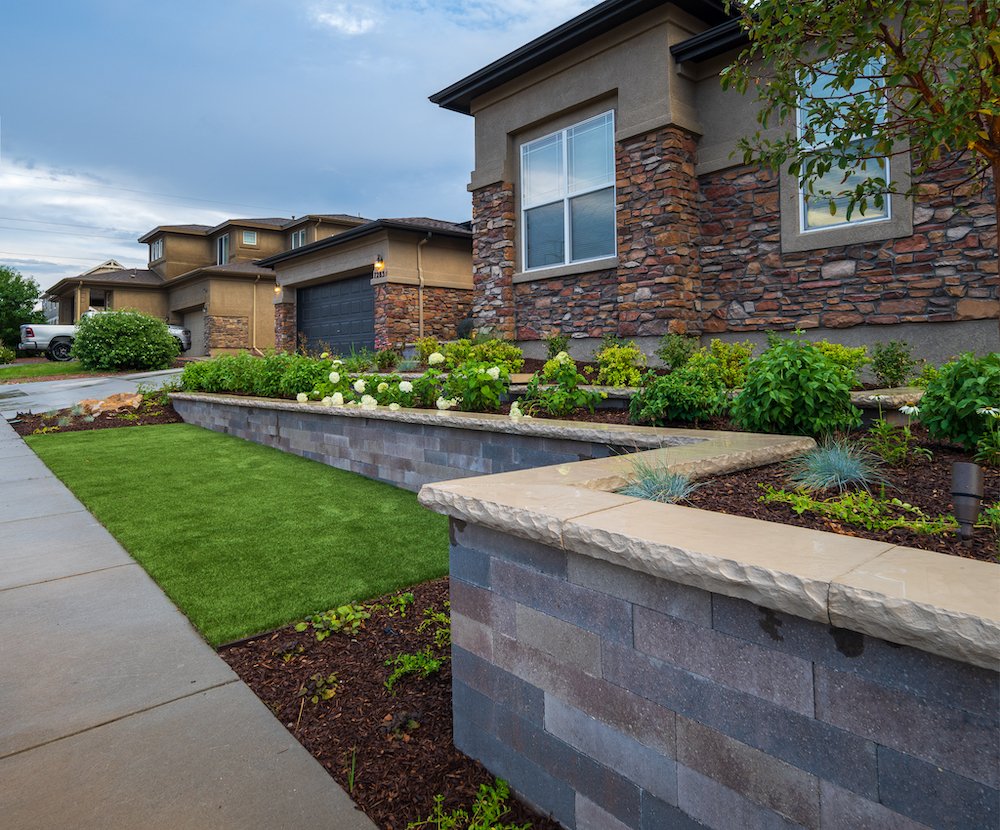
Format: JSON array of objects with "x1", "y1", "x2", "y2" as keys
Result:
[
  {"x1": 0, "y1": 361, "x2": 108, "y2": 383},
  {"x1": 27, "y1": 423, "x2": 449, "y2": 645}
]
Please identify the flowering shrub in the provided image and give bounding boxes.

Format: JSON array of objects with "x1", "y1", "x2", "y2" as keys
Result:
[
  {"x1": 414, "y1": 337, "x2": 440, "y2": 366},
  {"x1": 442, "y1": 362, "x2": 509, "y2": 412},
  {"x1": 595, "y1": 341, "x2": 646, "y2": 387},
  {"x1": 520, "y1": 352, "x2": 603, "y2": 417}
]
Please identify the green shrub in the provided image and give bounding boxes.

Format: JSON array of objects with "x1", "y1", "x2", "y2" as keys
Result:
[
  {"x1": 180, "y1": 352, "x2": 330, "y2": 399},
  {"x1": 442, "y1": 338, "x2": 474, "y2": 369},
  {"x1": 0, "y1": 342, "x2": 15, "y2": 364},
  {"x1": 339, "y1": 347, "x2": 374, "y2": 373},
  {"x1": 545, "y1": 332, "x2": 569, "y2": 359},
  {"x1": 629, "y1": 362, "x2": 727, "y2": 426},
  {"x1": 469, "y1": 338, "x2": 524, "y2": 373},
  {"x1": 72, "y1": 310, "x2": 179, "y2": 371},
  {"x1": 442, "y1": 361, "x2": 509, "y2": 412},
  {"x1": 786, "y1": 440, "x2": 884, "y2": 493},
  {"x1": 655, "y1": 333, "x2": 700, "y2": 371},
  {"x1": 919, "y1": 352, "x2": 1000, "y2": 450},
  {"x1": 913, "y1": 362, "x2": 941, "y2": 389},
  {"x1": 813, "y1": 340, "x2": 870, "y2": 388},
  {"x1": 870, "y1": 340, "x2": 918, "y2": 388},
  {"x1": 596, "y1": 342, "x2": 646, "y2": 387},
  {"x1": 520, "y1": 352, "x2": 604, "y2": 417},
  {"x1": 695, "y1": 339, "x2": 756, "y2": 389},
  {"x1": 731, "y1": 336, "x2": 861, "y2": 436},
  {"x1": 374, "y1": 348, "x2": 399, "y2": 372},
  {"x1": 414, "y1": 337, "x2": 440, "y2": 366}
]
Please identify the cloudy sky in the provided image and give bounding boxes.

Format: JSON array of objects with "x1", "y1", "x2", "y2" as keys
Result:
[{"x1": 0, "y1": 0, "x2": 601, "y2": 291}]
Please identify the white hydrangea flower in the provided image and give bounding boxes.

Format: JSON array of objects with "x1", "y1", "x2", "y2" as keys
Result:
[
  {"x1": 331, "y1": 392, "x2": 344, "y2": 406},
  {"x1": 329, "y1": 371, "x2": 340, "y2": 384},
  {"x1": 555, "y1": 351, "x2": 569, "y2": 362},
  {"x1": 353, "y1": 379, "x2": 366, "y2": 394},
  {"x1": 330, "y1": 359, "x2": 343, "y2": 366},
  {"x1": 377, "y1": 382, "x2": 389, "y2": 393},
  {"x1": 361, "y1": 394, "x2": 378, "y2": 409},
  {"x1": 509, "y1": 401, "x2": 523, "y2": 419},
  {"x1": 486, "y1": 366, "x2": 501, "y2": 381},
  {"x1": 899, "y1": 404, "x2": 921, "y2": 416},
  {"x1": 346, "y1": 400, "x2": 358, "y2": 407},
  {"x1": 436, "y1": 396, "x2": 459, "y2": 410},
  {"x1": 388, "y1": 403, "x2": 401, "y2": 411},
  {"x1": 428, "y1": 352, "x2": 445, "y2": 366},
  {"x1": 296, "y1": 392, "x2": 309, "y2": 403},
  {"x1": 321, "y1": 396, "x2": 333, "y2": 407},
  {"x1": 398, "y1": 380, "x2": 413, "y2": 393}
]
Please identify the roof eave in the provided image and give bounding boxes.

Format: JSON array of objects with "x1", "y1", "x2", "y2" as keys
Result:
[{"x1": 670, "y1": 17, "x2": 747, "y2": 64}]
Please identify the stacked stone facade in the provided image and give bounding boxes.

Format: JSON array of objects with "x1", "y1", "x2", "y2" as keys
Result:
[
  {"x1": 274, "y1": 302, "x2": 296, "y2": 353},
  {"x1": 469, "y1": 128, "x2": 998, "y2": 342},
  {"x1": 205, "y1": 315, "x2": 250, "y2": 351},
  {"x1": 373, "y1": 283, "x2": 473, "y2": 350}
]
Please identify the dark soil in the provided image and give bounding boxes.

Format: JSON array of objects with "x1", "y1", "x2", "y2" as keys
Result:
[
  {"x1": 9, "y1": 399, "x2": 184, "y2": 436},
  {"x1": 221, "y1": 578, "x2": 561, "y2": 830}
]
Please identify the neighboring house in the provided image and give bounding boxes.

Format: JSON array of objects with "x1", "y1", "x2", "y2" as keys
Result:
[
  {"x1": 262, "y1": 217, "x2": 473, "y2": 354},
  {"x1": 431, "y1": 0, "x2": 998, "y2": 363}
]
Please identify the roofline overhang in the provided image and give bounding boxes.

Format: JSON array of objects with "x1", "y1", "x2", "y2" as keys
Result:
[
  {"x1": 137, "y1": 226, "x2": 211, "y2": 243},
  {"x1": 165, "y1": 264, "x2": 277, "y2": 288},
  {"x1": 257, "y1": 220, "x2": 472, "y2": 267},
  {"x1": 670, "y1": 17, "x2": 747, "y2": 64},
  {"x1": 44, "y1": 275, "x2": 163, "y2": 296},
  {"x1": 429, "y1": 0, "x2": 732, "y2": 115}
]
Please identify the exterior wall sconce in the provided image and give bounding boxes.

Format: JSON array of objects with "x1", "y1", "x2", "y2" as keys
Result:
[
  {"x1": 374, "y1": 255, "x2": 386, "y2": 275},
  {"x1": 273, "y1": 284, "x2": 282, "y2": 295},
  {"x1": 952, "y1": 461, "x2": 984, "y2": 544}
]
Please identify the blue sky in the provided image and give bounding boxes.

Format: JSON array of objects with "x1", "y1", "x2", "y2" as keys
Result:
[{"x1": 0, "y1": 0, "x2": 600, "y2": 289}]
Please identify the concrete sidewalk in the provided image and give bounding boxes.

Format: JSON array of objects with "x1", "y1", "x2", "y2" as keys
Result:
[{"x1": 0, "y1": 418, "x2": 377, "y2": 829}]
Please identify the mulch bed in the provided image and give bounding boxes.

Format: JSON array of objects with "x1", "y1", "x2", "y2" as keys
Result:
[
  {"x1": 9, "y1": 400, "x2": 184, "y2": 436},
  {"x1": 221, "y1": 578, "x2": 561, "y2": 830}
]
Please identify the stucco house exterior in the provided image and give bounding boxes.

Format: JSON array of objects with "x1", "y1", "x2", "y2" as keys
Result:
[
  {"x1": 264, "y1": 217, "x2": 473, "y2": 354},
  {"x1": 430, "y1": 0, "x2": 998, "y2": 363}
]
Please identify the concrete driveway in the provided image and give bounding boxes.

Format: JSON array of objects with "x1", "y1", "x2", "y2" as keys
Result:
[{"x1": 0, "y1": 369, "x2": 183, "y2": 420}]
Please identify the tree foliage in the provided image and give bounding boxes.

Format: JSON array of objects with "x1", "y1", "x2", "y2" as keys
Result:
[
  {"x1": 0, "y1": 266, "x2": 45, "y2": 350},
  {"x1": 721, "y1": 0, "x2": 1000, "y2": 239}
]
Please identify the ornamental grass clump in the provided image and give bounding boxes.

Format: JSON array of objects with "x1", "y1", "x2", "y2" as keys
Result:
[
  {"x1": 619, "y1": 458, "x2": 699, "y2": 504},
  {"x1": 786, "y1": 440, "x2": 884, "y2": 493},
  {"x1": 732, "y1": 335, "x2": 861, "y2": 437}
]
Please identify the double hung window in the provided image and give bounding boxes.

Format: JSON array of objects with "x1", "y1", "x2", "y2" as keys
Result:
[
  {"x1": 290, "y1": 229, "x2": 307, "y2": 249},
  {"x1": 149, "y1": 238, "x2": 163, "y2": 261},
  {"x1": 520, "y1": 111, "x2": 616, "y2": 271},
  {"x1": 216, "y1": 234, "x2": 230, "y2": 265}
]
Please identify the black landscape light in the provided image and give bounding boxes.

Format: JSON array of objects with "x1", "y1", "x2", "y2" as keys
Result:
[{"x1": 952, "y1": 461, "x2": 984, "y2": 544}]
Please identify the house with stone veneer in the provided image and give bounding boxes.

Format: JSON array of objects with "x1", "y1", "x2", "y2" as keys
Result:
[{"x1": 430, "y1": 0, "x2": 999, "y2": 364}]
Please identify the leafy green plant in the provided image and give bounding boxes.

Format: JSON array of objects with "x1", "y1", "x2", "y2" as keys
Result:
[
  {"x1": 813, "y1": 340, "x2": 870, "y2": 388},
  {"x1": 469, "y1": 338, "x2": 524, "y2": 374},
  {"x1": 619, "y1": 459, "x2": 698, "y2": 504},
  {"x1": 384, "y1": 646, "x2": 444, "y2": 692},
  {"x1": 384, "y1": 592, "x2": 415, "y2": 617},
  {"x1": 545, "y1": 332, "x2": 569, "y2": 359},
  {"x1": 655, "y1": 333, "x2": 700, "y2": 371},
  {"x1": 298, "y1": 672, "x2": 340, "y2": 704},
  {"x1": 443, "y1": 339, "x2": 475, "y2": 369},
  {"x1": 975, "y1": 407, "x2": 1000, "y2": 466},
  {"x1": 913, "y1": 362, "x2": 940, "y2": 389},
  {"x1": 698, "y1": 339, "x2": 755, "y2": 389},
  {"x1": 731, "y1": 335, "x2": 861, "y2": 436},
  {"x1": 761, "y1": 486, "x2": 957, "y2": 535},
  {"x1": 72, "y1": 310, "x2": 179, "y2": 371},
  {"x1": 406, "y1": 780, "x2": 530, "y2": 830},
  {"x1": 340, "y1": 347, "x2": 375, "y2": 373},
  {"x1": 870, "y1": 340, "x2": 918, "y2": 388},
  {"x1": 31, "y1": 425, "x2": 61, "y2": 435},
  {"x1": 415, "y1": 337, "x2": 441, "y2": 366},
  {"x1": 919, "y1": 353, "x2": 1000, "y2": 450},
  {"x1": 629, "y1": 361, "x2": 727, "y2": 426},
  {"x1": 295, "y1": 603, "x2": 372, "y2": 641},
  {"x1": 417, "y1": 603, "x2": 452, "y2": 650},
  {"x1": 786, "y1": 440, "x2": 884, "y2": 493},
  {"x1": 520, "y1": 352, "x2": 603, "y2": 417},
  {"x1": 0, "y1": 342, "x2": 15, "y2": 364},
  {"x1": 374, "y1": 348, "x2": 400, "y2": 372},
  {"x1": 866, "y1": 417, "x2": 932, "y2": 466},
  {"x1": 595, "y1": 341, "x2": 646, "y2": 387},
  {"x1": 442, "y1": 361, "x2": 509, "y2": 412}
]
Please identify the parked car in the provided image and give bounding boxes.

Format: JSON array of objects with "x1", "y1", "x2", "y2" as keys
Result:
[{"x1": 18, "y1": 312, "x2": 192, "y2": 361}]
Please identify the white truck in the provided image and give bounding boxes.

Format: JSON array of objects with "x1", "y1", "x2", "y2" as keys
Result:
[{"x1": 18, "y1": 312, "x2": 192, "y2": 361}]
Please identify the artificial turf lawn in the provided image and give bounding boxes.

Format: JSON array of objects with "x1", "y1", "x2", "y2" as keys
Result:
[{"x1": 26, "y1": 423, "x2": 449, "y2": 646}]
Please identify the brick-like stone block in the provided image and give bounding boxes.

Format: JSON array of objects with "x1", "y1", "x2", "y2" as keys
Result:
[
  {"x1": 516, "y1": 605, "x2": 602, "y2": 675},
  {"x1": 449, "y1": 542, "x2": 491, "y2": 589},
  {"x1": 450, "y1": 578, "x2": 515, "y2": 639},
  {"x1": 676, "y1": 716, "x2": 819, "y2": 828},
  {"x1": 451, "y1": 648, "x2": 543, "y2": 725},
  {"x1": 815, "y1": 666, "x2": 999, "y2": 788},
  {"x1": 567, "y1": 553, "x2": 711, "y2": 627},
  {"x1": 545, "y1": 696, "x2": 678, "y2": 806},
  {"x1": 452, "y1": 611, "x2": 494, "y2": 662},
  {"x1": 602, "y1": 640, "x2": 878, "y2": 798},
  {"x1": 576, "y1": 793, "x2": 635, "y2": 830},
  {"x1": 640, "y1": 792, "x2": 706, "y2": 830},
  {"x1": 634, "y1": 605, "x2": 814, "y2": 715},
  {"x1": 492, "y1": 560, "x2": 632, "y2": 645},
  {"x1": 818, "y1": 781, "x2": 932, "y2": 830},
  {"x1": 877, "y1": 746, "x2": 999, "y2": 830},
  {"x1": 712, "y1": 594, "x2": 999, "y2": 718},
  {"x1": 677, "y1": 766, "x2": 805, "y2": 830},
  {"x1": 452, "y1": 523, "x2": 567, "y2": 578}
]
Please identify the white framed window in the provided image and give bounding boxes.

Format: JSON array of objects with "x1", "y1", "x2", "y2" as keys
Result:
[
  {"x1": 520, "y1": 111, "x2": 616, "y2": 271},
  {"x1": 149, "y1": 238, "x2": 163, "y2": 261},
  {"x1": 216, "y1": 234, "x2": 230, "y2": 265},
  {"x1": 798, "y1": 65, "x2": 889, "y2": 233},
  {"x1": 290, "y1": 229, "x2": 307, "y2": 249},
  {"x1": 242, "y1": 230, "x2": 258, "y2": 246}
]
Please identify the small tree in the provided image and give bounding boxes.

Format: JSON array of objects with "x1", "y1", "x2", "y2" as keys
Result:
[
  {"x1": 721, "y1": 0, "x2": 1000, "y2": 253},
  {"x1": 0, "y1": 265, "x2": 45, "y2": 349}
]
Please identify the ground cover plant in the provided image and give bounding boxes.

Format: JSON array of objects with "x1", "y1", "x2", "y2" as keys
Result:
[{"x1": 25, "y1": 424, "x2": 449, "y2": 645}]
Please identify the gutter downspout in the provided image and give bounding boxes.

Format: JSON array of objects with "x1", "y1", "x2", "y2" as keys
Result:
[
  {"x1": 417, "y1": 233, "x2": 431, "y2": 339},
  {"x1": 251, "y1": 275, "x2": 260, "y2": 354}
]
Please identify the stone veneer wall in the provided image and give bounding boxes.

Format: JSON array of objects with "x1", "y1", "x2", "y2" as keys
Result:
[
  {"x1": 274, "y1": 301, "x2": 296, "y2": 353},
  {"x1": 373, "y1": 283, "x2": 473, "y2": 350},
  {"x1": 471, "y1": 182, "x2": 517, "y2": 338},
  {"x1": 170, "y1": 395, "x2": 676, "y2": 492},
  {"x1": 698, "y1": 157, "x2": 998, "y2": 333},
  {"x1": 205, "y1": 315, "x2": 250, "y2": 350},
  {"x1": 514, "y1": 268, "x2": 618, "y2": 340},
  {"x1": 448, "y1": 521, "x2": 999, "y2": 830}
]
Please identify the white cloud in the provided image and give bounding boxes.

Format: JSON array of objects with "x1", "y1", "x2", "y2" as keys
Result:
[{"x1": 309, "y1": 4, "x2": 379, "y2": 35}]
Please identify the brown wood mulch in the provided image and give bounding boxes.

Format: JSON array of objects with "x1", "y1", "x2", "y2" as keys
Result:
[
  {"x1": 9, "y1": 400, "x2": 184, "y2": 436},
  {"x1": 221, "y1": 578, "x2": 561, "y2": 830}
]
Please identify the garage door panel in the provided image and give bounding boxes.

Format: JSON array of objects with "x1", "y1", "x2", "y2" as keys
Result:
[{"x1": 297, "y1": 277, "x2": 375, "y2": 353}]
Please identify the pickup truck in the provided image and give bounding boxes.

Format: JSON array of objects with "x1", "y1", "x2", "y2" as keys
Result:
[{"x1": 19, "y1": 312, "x2": 192, "y2": 361}]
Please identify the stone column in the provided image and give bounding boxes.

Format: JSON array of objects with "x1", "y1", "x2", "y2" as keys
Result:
[
  {"x1": 471, "y1": 182, "x2": 517, "y2": 339},
  {"x1": 616, "y1": 125, "x2": 703, "y2": 337},
  {"x1": 274, "y1": 294, "x2": 296, "y2": 354}
]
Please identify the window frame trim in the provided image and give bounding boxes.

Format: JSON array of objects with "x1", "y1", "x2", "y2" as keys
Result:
[{"x1": 216, "y1": 233, "x2": 230, "y2": 265}]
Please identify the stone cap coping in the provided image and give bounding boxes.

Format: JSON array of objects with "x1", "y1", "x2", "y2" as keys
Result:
[
  {"x1": 170, "y1": 392, "x2": 703, "y2": 449},
  {"x1": 418, "y1": 434, "x2": 998, "y2": 672}
]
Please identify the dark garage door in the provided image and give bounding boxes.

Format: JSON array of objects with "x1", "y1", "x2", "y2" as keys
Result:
[{"x1": 297, "y1": 276, "x2": 375, "y2": 354}]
